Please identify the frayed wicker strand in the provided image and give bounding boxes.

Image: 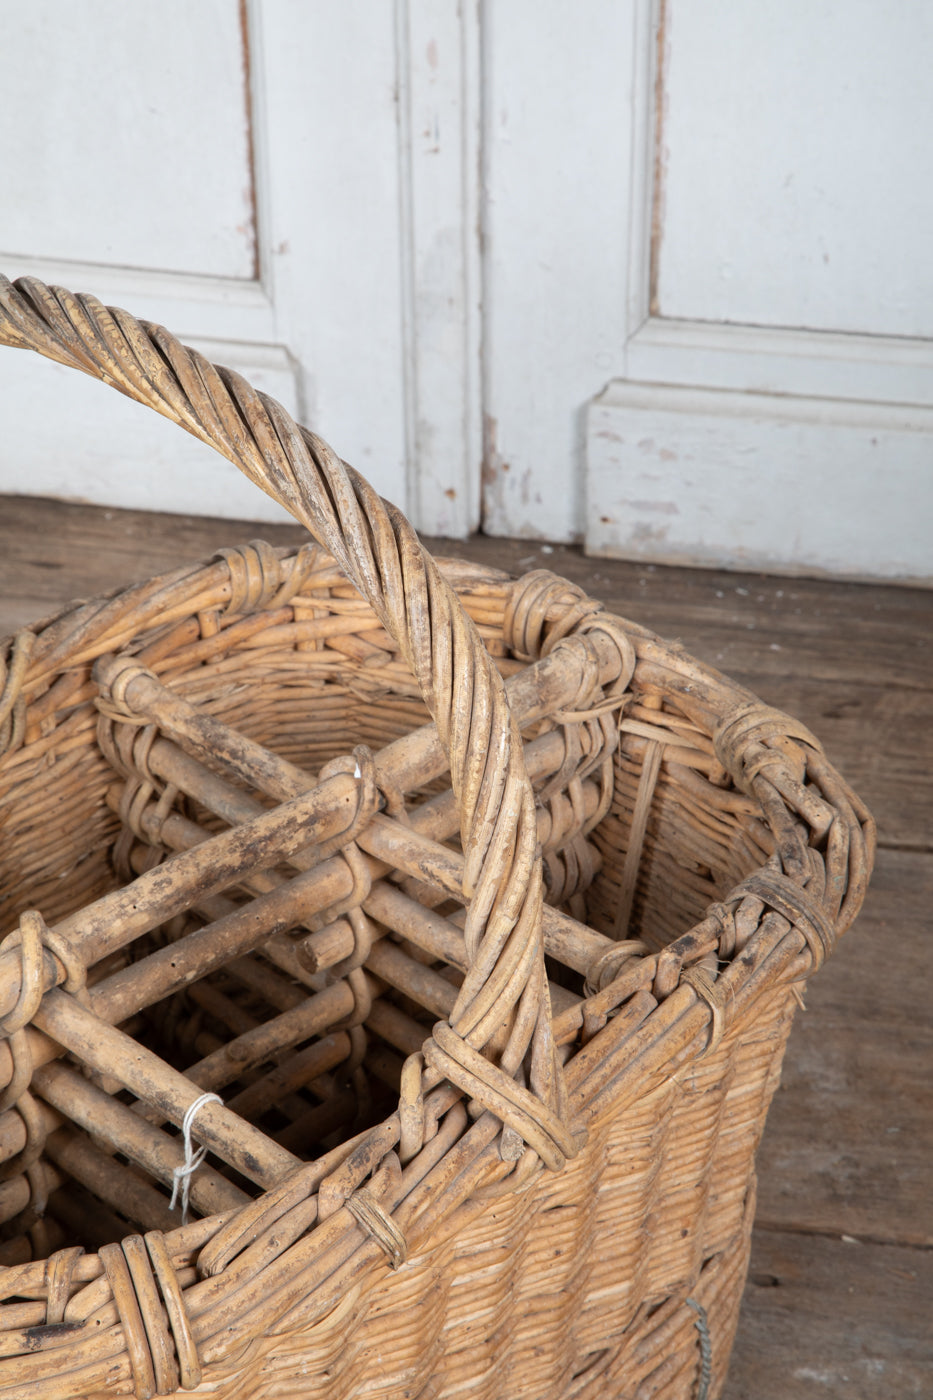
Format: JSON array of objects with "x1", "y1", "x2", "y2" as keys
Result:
[{"x1": 686, "y1": 1298, "x2": 713, "y2": 1400}]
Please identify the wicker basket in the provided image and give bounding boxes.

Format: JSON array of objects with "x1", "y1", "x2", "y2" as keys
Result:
[{"x1": 0, "y1": 277, "x2": 873, "y2": 1400}]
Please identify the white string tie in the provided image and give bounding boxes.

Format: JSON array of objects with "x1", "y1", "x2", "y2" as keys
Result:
[{"x1": 170, "y1": 1092, "x2": 223, "y2": 1225}]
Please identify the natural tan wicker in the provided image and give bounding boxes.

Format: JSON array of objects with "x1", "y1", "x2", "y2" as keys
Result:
[{"x1": 0, "y1": 276, "x2": 873, "y2": 1400}]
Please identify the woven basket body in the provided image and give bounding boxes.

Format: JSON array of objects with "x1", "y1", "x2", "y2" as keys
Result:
[{"x1": 0, "y1": 278, "x2": 873, "y2": 1400}]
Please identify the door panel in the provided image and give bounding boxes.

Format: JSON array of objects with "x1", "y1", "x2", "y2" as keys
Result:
[
  {"x1": 0, "y1": 0, "x2": 481, "y2": 535},
  {"x1": 657, "y1": 0, "x2": 933, "y2": 338},
  {"x1": 583, "y1": 0, "x2": 933, "y2": 581},
  {"x1": 2, "y1": 0, "x2": 256, "y2": 279},
  {"x1": 2, "y1": 337, "x2": 301, "y2": 522}
]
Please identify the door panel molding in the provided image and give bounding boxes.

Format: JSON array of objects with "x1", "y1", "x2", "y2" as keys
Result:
[
  {"x1": 586, "y1": 0, "x2": 933, "y2": 578},
  {"x1": 0, "y1": 254, "x2": 278, "y2": 343},
  {"x1": 626, "y1": 317, "x2": 933, "y2": 410},
  {"x1": 396, "y1": 0, "x2": 482, "y2": 536},
  {"x1": 620, "y1": 0, "x2": 933, "y2": 399},
  {"x1": 0, "y1": 1, "x2": 483, "y2": 533}
]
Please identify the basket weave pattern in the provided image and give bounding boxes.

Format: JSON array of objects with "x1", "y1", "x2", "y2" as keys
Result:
[{"x1": 0, "y1": 278, "x2": 873, "y2": 1399}]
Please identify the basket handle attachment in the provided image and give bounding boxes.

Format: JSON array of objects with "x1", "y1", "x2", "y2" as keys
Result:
[{"x1": 0, "y1": 276, "x2": 583, "y2": 1172}]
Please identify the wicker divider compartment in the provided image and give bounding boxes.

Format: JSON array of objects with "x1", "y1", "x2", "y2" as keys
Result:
[{"x1": 0, "y1": 277, "x2": 873, "y2": 1400}]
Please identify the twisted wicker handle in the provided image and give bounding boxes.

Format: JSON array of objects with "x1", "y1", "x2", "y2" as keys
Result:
[{"x1": 0, "y1": 276, "x2": 579, "y2": 1169}]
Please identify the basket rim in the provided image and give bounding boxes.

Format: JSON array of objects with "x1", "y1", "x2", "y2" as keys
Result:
[{"x1": 0, "y1": 542, "x2": 875, "y2": 1395}]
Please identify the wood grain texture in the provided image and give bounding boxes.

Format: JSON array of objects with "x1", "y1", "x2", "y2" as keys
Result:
[
  {"x1": 4, "y1": 501, "x2": 930, "y2": 690},
  {"x1": 754, "y1": 869, "x2": 932, "y2": 1246},
  {"x1": 426, "y1": 535, "x2": 933, "y2": 693},
  {"x1": 1, "y1": 495, "x2": 928, "y2": 1396},
  {"x1": 0, "y1": 495, "x2": 306, "y2": 636},
  {"x1": 724, "y1": 1231, "x2": 933, "y2": 1400}
]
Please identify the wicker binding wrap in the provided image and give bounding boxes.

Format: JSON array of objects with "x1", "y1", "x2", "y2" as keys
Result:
[{"x1": 0, "y1": 277, "x2": 873, "y2": 1400}]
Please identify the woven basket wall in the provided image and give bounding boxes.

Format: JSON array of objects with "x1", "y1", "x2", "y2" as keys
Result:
[{"x1": 0, "y1": 277, "x2": 873, "y2": 1400}]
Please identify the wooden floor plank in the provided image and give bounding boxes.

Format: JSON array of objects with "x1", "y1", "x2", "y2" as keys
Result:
[
  {"x1": 723, "y1": 1230, "x2": 933, "y2": 1400},
  {"x1": 757, "y1": 1020, "x2": 932, "y2": 1248},
  {"x1": 424, "y1": 533, "x2": 933, "y2": 693},
  {"x1": 754, "y1": 847, "x2": 933, "y2": 1248},
  {"x1": 789, "y1": 848, "x2": 932, "y2": 1028},
  {"x1": 2, "y1": 498, "x2": 931, "y2": 691},
  {"x1": 3, "y1": 499, "x2": 928, "y2": 845},
  {"x1": 0, "y1": 495, "x2": 305, "y2": 635}
]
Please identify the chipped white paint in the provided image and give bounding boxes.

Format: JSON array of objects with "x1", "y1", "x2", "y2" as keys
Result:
[
  {"x1": 793, "y1": 1359, "x2": 886, "y2": 1384},
  {"x1": 479, "y1": 0, "x2": 933, "y2": 576},
  {"x1": 0, "y1": 0, "x2": 256, "y2": 279},
  {"x1": 588, "y1": 382, "x2": 933, "y2": 581},
  {"x1": 395, "y1": 0, "x2": 482, "y2": 536}
]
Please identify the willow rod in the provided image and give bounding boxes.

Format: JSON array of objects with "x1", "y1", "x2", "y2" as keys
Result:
[
  {"x1": 93, "y1": 624, "x2": 622, "y2": 806},
  {"x1": 30, "y1": 994, "x2": 299, "y2": 1189}
]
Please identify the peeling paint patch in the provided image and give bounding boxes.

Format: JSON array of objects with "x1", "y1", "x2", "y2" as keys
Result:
[
  {"x1": 237, "y1": 0, "x2": 259, "y2": 279},
  {"x1": 626, "y1": 499, "x2": 680, "y2": 515},
  {"x1": 480, "y1": 414, "x2": 502, "y2": 531},
  {"x1": 631, "y1": 521, "x2": 671, "y2": 544}
]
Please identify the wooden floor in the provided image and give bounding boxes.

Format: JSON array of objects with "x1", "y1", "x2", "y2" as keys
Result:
[{"x1": 1, "y1": 495, "x2": 930, "y2": 1399}]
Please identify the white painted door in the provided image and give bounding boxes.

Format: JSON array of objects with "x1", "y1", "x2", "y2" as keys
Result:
[
  {"x1": 2, "y1": 2, "x2": 930, "y2": 580},
  {"x1": 481, "y1": 1, "x2": 933, "y2": 581},
  {"x1": 0, "y1": 0, "x2": 480, "y2": 537},
  {"x1": 590, "y1": 0, "x2": 933, "y2": 580}
]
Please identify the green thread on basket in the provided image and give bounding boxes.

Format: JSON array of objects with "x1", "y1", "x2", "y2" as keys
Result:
[{"x1": 686, "y1": 1297, "x2": 712, "y2": 1400}]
